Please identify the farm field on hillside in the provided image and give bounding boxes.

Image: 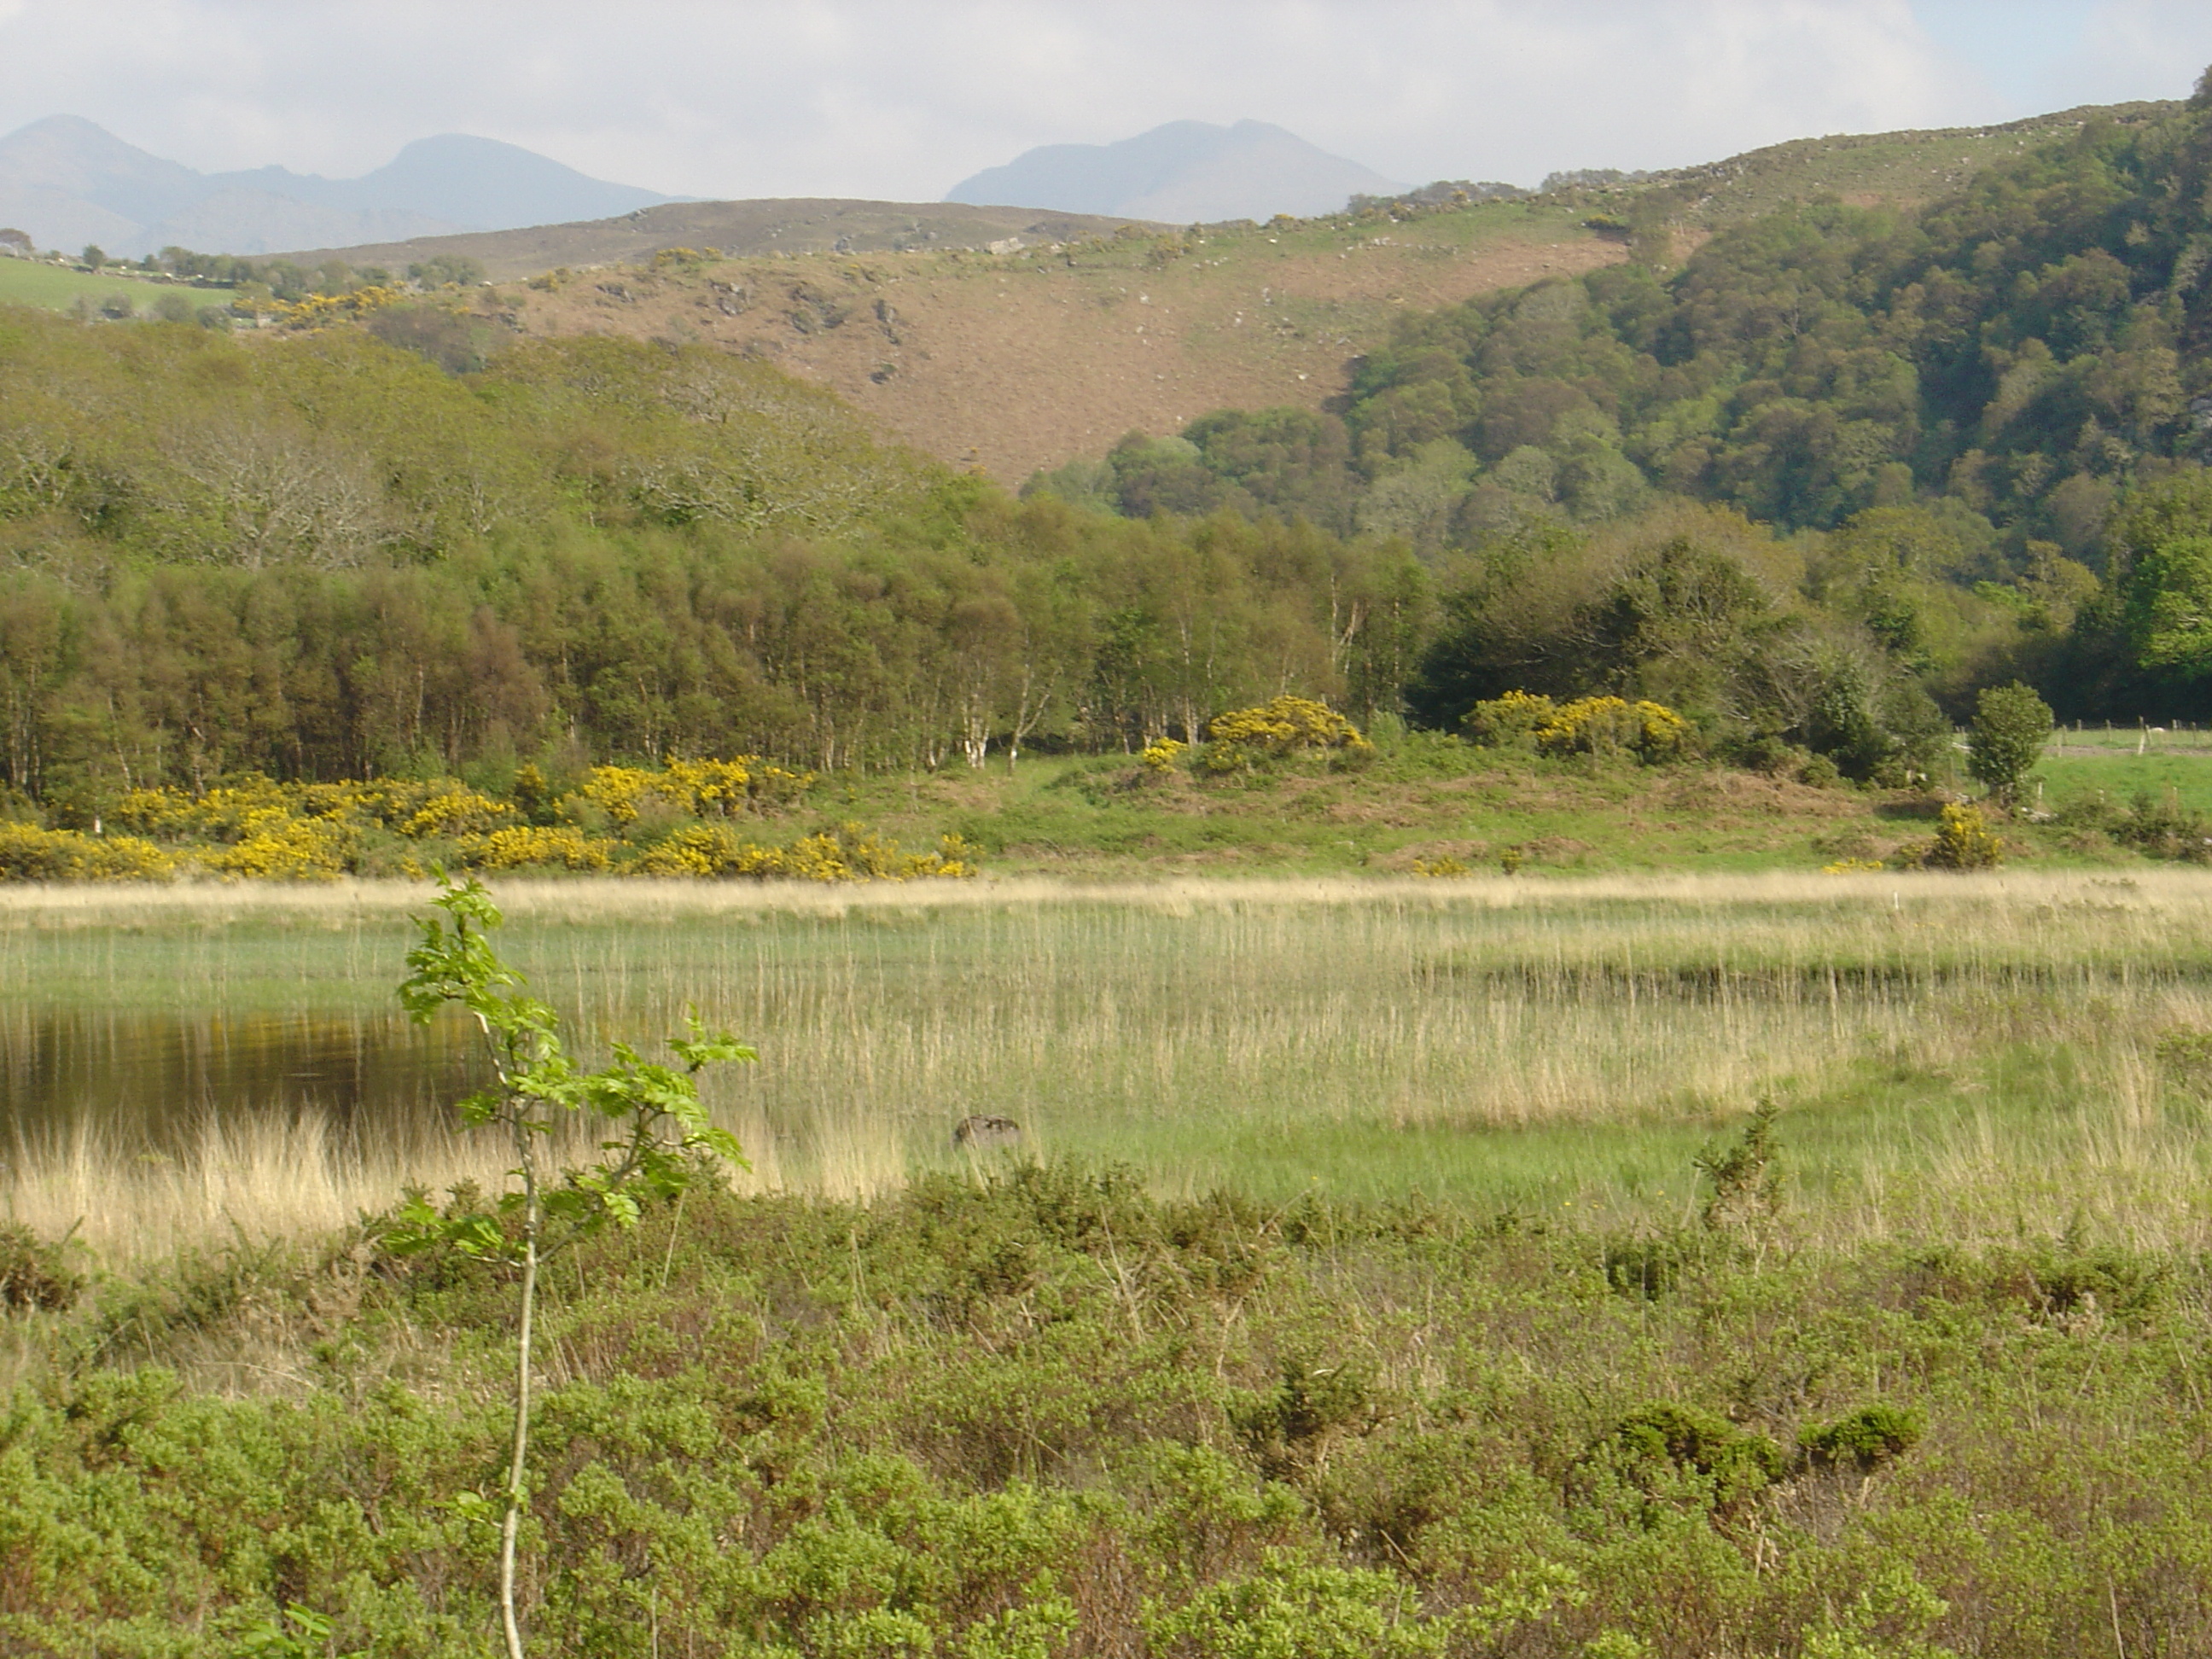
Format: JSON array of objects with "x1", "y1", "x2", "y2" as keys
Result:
[{"x1": 0, "y1": 258, "x2": 230, "y2": 315}]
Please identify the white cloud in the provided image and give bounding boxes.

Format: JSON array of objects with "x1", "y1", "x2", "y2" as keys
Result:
[{"x1": 0, "y1": 0, "x2": 2197, "y2": 205}]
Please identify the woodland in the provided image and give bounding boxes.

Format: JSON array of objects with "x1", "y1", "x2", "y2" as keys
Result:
[{"x1": 0, "y1": 84, "x2": 2210, "y2": 820}]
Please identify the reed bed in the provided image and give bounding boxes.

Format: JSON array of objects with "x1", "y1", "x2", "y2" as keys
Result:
[{"x1": 4, "y1": 870, "x2": 2210, "y2": 1261}]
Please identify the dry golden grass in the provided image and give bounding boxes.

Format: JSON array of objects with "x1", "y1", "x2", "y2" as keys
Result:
[{"x1": 4, "y1": 869, "x2": 2210, "y2": 1262}]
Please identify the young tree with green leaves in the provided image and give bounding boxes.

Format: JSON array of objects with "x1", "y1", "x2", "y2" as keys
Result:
[
  {"x1": 387, "y1": 876, "x2": 754, "y2": 1659},
  {"x1": 1967, "y1": 682, "x2": 2053, "y2": 805}
]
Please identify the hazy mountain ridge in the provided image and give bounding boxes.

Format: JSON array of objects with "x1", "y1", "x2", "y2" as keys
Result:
[
  {"x1": 946, "y1": 119, "x2": 1403, "y2": 222},
  {"x1": 0, "y1": 117, "x2": 676, "y2": 257}
]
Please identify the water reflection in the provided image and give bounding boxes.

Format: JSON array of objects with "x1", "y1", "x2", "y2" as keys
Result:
[{"x1": 0, "y1": 1007, "x2": 487, "y2": 1155}]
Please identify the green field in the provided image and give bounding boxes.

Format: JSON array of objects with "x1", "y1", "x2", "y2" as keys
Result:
[{"x1": 0, "y1": 256, "x2": 231, "y2": 317}]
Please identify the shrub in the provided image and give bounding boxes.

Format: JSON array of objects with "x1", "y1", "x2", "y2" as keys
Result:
[
  {"x1": 1693, "y1": 1099, "x2": 1782, "y2": 1232},
  {"x1": 1916, "y1": 803, "x2": 2003, "y2": 870},
  {"x1": 1140, "y1": 736, "x2": 1187, "y2": 774},
  {"x1": 196, "y1": 814, "x2": 355, "y2": 880},
  {"x1": 1143, "y1": 1552, "x2": 1472, "y2": 1659},
  {"x1": 399, "y1": 789, "x2": 514, "y2": 838},
  {"x1": 1799, "y1": 1405, "x2": 1924, "y2": 1471},
  {"x1": 458, "y1": 826, "x2": 614, "y2": 871},
  {"x1": 1966, "y1": 682, "x2": 2052, "y2": 803},
  {"x1": 1463, "y1": 690, "x2": 1558, "y2": 748},
  {"x1": 0, "y1": 1222, "x2": 81, "y2": 1310},
  {"x1": 1466, "y1": 691, "x2": 1688, "y2": 762},
  {"x1": 1535, "y1": 696, "x2": 1689, "y2": 761},
  {"x1": 1580, "y1": 1402, "x2": 1787, "y2": 1512},
  {"x1": 632, "y1": 824, "x2": 745, "y2": 876},
  {"x1": 1202, "y1": 696, "x2": 1370, "y2": 772},
  {"x1": 0, "y1": 823, "x2": 176, "y2": 882}
]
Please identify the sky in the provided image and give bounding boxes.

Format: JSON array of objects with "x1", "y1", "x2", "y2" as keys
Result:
[{"x1": 1, "y1": 0, "x2": 2209, "y2": 200}]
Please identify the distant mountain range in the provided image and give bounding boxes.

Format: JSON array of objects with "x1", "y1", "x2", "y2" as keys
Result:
[
  {"x1": 0, "y1": 116, "x2": 678, "y2": 258},
  {"x1": 946, "y1": 119, "x2": 1404, "y2": 224}
]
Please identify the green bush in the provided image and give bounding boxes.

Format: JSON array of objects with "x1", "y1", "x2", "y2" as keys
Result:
[
  {"x1": 1966, "y1": 683, "x2": 2052, "y2": 805},
  {"x1": 1798, "y1": 1405, "x2": 1924, "y2": 1471}
]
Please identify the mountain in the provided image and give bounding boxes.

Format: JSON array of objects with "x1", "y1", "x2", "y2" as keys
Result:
[
  {"x1": 0, "y1": 116, "x2": 676, "y2": 257},
  {"x1": 946, "y1": 119, "x2": 1403, "y2": 223}
]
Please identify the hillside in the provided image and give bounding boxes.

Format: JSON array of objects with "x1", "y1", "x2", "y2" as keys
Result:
[
  {"x1": 302, "y1": 102, "x2": 2166, "y2": 485},
  {"x1": 483, "y1": 202, "x2": 1623, "y2": 480},
  {"x1": 267, "y1": 198, "x2": 1165, "y2": 283}
]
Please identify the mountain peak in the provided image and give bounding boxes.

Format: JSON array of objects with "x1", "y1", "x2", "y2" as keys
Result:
[
  {"x1": 946, "y1": 119, "x2": 1403, "y2": 223},
  {"x1": 0, "y1": 116, "x2": 675, "y2": 257}
]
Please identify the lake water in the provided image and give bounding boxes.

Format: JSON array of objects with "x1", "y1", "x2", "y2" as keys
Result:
[{"x1": 0, "y1": 1005, "x2": 486, "y2": 1155}]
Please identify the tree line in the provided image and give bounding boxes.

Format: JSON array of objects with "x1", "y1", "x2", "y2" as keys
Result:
[
  {"x1": 19, "y1": 68, "x2": 2212, "y2": 817},
  {"x1": 0, "y1": 309, "x2": 1428, "y2": 809}
]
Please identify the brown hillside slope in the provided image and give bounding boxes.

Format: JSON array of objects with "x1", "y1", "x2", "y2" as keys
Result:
[
  {"x1": 492, "y1": 204, "x2": 1625, "y2": 480},
  {"x1": 300, "y1": 102, "x2": 2175, "y2": 484}
]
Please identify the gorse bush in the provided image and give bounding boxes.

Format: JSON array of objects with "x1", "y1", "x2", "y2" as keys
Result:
[
  {"x1": 1917, "y1": 802, "x2": 2005, "y2": 870},
  {"x1": 1201, "y1": 696, "x2": 1371, "y2": 773},
  {"x1": 0, "y1": 760, "x2": 971, "y2": 882},
  {"x1": 1463, "y1": 691, "x2": 1689, "y2": 762}
]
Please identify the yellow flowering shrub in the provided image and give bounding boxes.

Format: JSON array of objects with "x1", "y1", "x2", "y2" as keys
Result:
[
  {"x1": 457, "y1": 827, "x2": 613, "y2": 871},
  {"x1": 660, "y1": 759, "x2": 754, "y2": 817},
  {"x1": 632, "y1": 824, "x2": 744, "y2": 876},
  {"x1": 1916, "y1": 803, "x2": 2003, "y2": 870},
  {"x1": 114, "y1": 779, "x2": 295, "y2": 841},
  {"x1": 587, "y1": 757, "x2": 816, "y2": 824},
  {"x1": 1464, "y1": 692, "x2": 1689, "y2": 762},
  {"x1": 1139, "y1": 737, "x2": 1186, "y2": 774},
  {"x1": 1534, "y1": 696, "x2": 1689, "y2": 761},
  {"x1": 195, "y1": 813, "x2": 355, "y2": 880},
  {"x1": 577, "y1": 765, "x2": 662, "y2": 828},
  {"x1": 0, "y1": 823, "x2": 177, "y2": 882},
  {"x1": 1463, "y1": 690, "x2": 1558, "y2": 748},
  {"x1": 399, "y1": 790, "x2": 514, "y2": 839},
  {"x1": 638, "y1": 823, "x2": 978, "y2": 882},
  {"x1": 1202, "y1": 696, "x2": 1370, "y2": 772}
]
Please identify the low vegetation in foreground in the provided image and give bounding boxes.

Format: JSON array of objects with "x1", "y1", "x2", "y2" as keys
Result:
[{"x1": 3, "y1": 1159, "x2": 2209, "y2": 1657}]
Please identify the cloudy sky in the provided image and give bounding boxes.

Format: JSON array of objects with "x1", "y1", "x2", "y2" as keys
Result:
[{"x1": 2, "y1": 0, "x2": 2209, "y2": 197}]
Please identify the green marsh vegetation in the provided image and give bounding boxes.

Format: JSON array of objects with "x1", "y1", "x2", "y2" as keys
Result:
[
  {"x1": 9, "y1": 871, "x2": 2212, "y2": 1258},
  {"x1": 3, "y1": 876, "x2": 2212, "y2": 1653}
]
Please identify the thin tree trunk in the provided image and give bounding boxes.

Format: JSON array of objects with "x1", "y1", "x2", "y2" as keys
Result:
[{"x1": 500, "y1": 1144, "x2": 540, "y2": 1659}]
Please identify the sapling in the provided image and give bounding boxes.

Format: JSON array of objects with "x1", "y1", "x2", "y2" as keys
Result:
[{"x1": 386, "y1": 876, "x2": 752, "y2": 1659}]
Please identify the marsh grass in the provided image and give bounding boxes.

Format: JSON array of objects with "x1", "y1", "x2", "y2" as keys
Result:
[{"x1": 5, "y1": 871, "x2": 2212, "y2": 1262}]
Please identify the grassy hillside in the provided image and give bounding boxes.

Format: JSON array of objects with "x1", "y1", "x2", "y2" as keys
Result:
[
  {"x1": 484, "y1": 203, "x2": 1623, "y2": 480},
  {"x1": 0, "y1": 256, "x2": 230, "y2": 317},
  {"x1": 245, "y1": 103, "x2": 2173, "y2": 483},
  {"x1": 1639, "y1": 100, "x2": 2177, "y2": 235},
  {"x1": 269, "y1": 197, "x2": 1167, "y2": 282}
]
